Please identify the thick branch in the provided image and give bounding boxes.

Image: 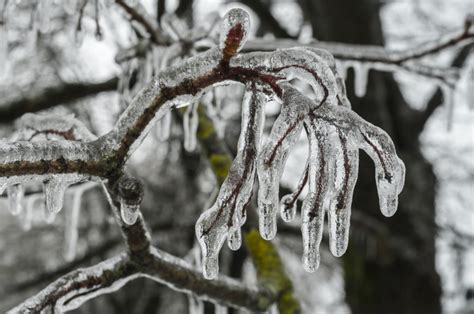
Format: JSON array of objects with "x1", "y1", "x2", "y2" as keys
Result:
[{"x1": 0, "y1": 77, "x2": 118, "y2": 123}]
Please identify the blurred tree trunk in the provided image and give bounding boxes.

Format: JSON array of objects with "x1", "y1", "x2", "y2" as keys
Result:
[{"x1": 298, "y1": 0, "x2": 442, "y2": 313}]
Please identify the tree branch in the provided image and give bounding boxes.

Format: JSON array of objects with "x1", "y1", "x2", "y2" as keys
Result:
[
  {"x1": 8, "y1": 253, "x2": 137, "y2": 313},
  {"x1": 0, "y1": 77, "x2": 118, "y2": 123},
  {"x1": 114, "y1": 0, "x2": 170, "y2": 44},
  {"x1": 417, "y1": 43, "x2": 474, "y2": 130}
]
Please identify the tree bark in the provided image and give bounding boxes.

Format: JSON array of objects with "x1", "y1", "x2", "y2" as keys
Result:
[{"x1": 301, "y1": 0, "x2": 442, "y2": 313}]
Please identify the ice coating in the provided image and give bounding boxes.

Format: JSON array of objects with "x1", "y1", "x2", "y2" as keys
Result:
[
  {"x1": 7, "y1": 184, "x2": 24, "y2": 216},
  {"x1": 120, "y1": 201, "x2": 140, "y2": 226},
  {"x1": 257, "y1": 86, "x2": 310, "y2": 240},
  {"x1": 219, "y1": 8, "x2": 250, "y2": 59},
  {"x1": 183, "y1": 101, "x2": 199, "y2": 152},
  {"x1": 196, "y1": 87, "x2": 266, "y2": 279}
]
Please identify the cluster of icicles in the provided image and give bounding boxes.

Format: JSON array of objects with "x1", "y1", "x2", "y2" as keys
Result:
[
  {"x1": 0, "y1": 113, "x2": 101, "y2": 261},
  {"x1": 192, "y1": 9, "x2": 405, "y2": 279}
]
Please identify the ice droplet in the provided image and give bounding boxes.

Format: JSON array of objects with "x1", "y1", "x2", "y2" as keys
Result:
[
  {"x1": 7, "y1": 184, "x2": 24, "y2": 216},
  {"x1": 280, "y1": 194, "x2": 297, "y2": 223},
  {"x1": 227, "y1": 227, "x2": 242, "y2": 251},
  {"x1": 120, "y1": 202, "x2": 140, "y2": 225}
]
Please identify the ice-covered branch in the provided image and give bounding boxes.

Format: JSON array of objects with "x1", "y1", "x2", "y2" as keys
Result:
[
  {"x1": 243, "y1": 16, "x2": 474, "y2": 86},
  {"x1": 9, "y1": 253, "x2": 137, "y2": 313}
]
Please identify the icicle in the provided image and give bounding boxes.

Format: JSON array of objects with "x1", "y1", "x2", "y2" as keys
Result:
[
  {"x1": 227, "y1": 227, "x2": 242, "y2": 251},
  {"x1": 257, "y1": 87, "x2": 309, "y2": 240},
  {"x1": 36, "y1": 0, "x2": 51, "y2": 33},
  {"x1": 0, "y1": 23, "x2": 7, "y2": 78},
  {"x1": 21, "y1": 196, "x2": 35, "y2": 231},
  {"x1": 441, "y1": 85, "x2": 455, "y2": 130},
  {"x1": 189, "y1": 296, "x2": 204, "y2": 314},
  {"x1": 157, "y1": 111, "x2": 172, "y2": 141},
  {"x1": 64, "y1": 188, "x2": 84, "y2": 261},
  {"x1": 183, "y1": 101, "x2": 199, "y2": 152},
  {"x1": 143, "y1": 51, "x2": 154, "y2": 84},
  {"x1": 326, "y1": 130, "x2": 359, "y2": 257},
  {"x1": 43, "y1": 178, "x2": 68, "y2": 214},
  {"x1": 75, "y1": 28, "x2": 85, "y2": 47},
  {"x1": 196, "y1": 87, "x2": 266, "y2": 279},
  {"x1": 7, "y1": 184, "x2": 24, "y2": 216},
  {"x1": 467, "y1": 65, "x2": 474, "y2": 109},
  {"x1": 300, "y1": 121, "x2": 331, "y2": 272},
  {"x1": 353, "y1": 63, "x2": 369, "y2": 98},
  {"x1": 43, "y1": 175, "x2": 81, "y2": 214},
  {"x1": 215, "y1": 304, "x2": 228, "y2": 314}
]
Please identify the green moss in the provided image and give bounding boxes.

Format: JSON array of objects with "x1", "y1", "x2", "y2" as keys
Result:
[
  {"x1": 209, "y1": 154, "x2": 232, "y2": 185},
  {"x1": 196, "y1": 105, "x2": 216, "y2": 140},
  {"x1": 244, "y1": 229, "x2": 301, "y2": 314}
]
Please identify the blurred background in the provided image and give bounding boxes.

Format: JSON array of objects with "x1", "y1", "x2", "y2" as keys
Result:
[{"x1": 0, "y1": 0, "x2": 473, "y2": 313}]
